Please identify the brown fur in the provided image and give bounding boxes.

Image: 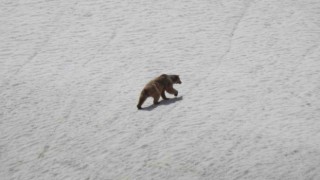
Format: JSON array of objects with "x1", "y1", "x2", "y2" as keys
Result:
[{"x1": 137, "y1": 74, "x2": 182, "y2": 109}]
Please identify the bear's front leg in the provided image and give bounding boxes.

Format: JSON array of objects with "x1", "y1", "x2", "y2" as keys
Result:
[
  {"x1": 153, "y1": 94, "x2": 160, "y2": 105},
  {"x1": 161, "y1": 90, "x2": 169, "y2": 100},
  {"x1": 165, "y1": 85, "x2": 178, "y2": 97}
]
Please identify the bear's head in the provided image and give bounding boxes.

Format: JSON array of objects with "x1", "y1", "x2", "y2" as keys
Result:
[{"x1": 171, "y1": 75, "x2": 182, "y2": 84}]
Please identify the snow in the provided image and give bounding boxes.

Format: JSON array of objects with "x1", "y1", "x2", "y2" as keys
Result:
[{"x1": 1, "y1": 0, "x2": 320, "y2": 179}]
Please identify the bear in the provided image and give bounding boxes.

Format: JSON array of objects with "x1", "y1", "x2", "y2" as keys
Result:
[{"x1": 137, "y1": 74, "x2": 182, "y2": 109}]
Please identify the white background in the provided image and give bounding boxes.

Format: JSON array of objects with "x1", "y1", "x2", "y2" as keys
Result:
[{"x1": 1, "y1": 0, "x2": 320, "y2": 179}]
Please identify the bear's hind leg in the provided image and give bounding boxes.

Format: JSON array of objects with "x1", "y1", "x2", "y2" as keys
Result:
[{"x1": 137, "y1": 95, "x2": 147, "y2": 109}]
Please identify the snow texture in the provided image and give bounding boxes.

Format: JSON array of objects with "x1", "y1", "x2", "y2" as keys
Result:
[{"x1": 1, "y1": 0, "x2": 320, "y2": 179}]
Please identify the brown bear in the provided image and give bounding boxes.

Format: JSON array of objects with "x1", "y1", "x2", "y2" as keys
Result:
[{"x1": 137, "y1": 74, "x2": 182, "y2": 109}]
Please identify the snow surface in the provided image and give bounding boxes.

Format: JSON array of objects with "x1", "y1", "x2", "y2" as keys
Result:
[{"x1": 1, "y1": 0, "x2": 320, "y2": 179}]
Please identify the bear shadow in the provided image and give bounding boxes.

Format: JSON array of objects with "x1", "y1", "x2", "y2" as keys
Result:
[{"x1": 140, "y1": 96, "x2": 183, "y2": 111}]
